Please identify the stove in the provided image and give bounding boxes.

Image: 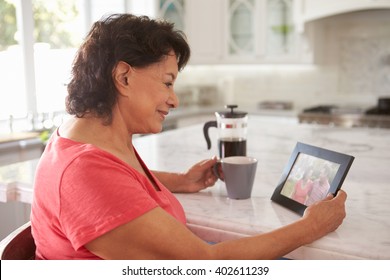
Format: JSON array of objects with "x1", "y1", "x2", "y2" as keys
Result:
[{"x1": 298, "y1": 100, "x2": 390, "y2": 129}]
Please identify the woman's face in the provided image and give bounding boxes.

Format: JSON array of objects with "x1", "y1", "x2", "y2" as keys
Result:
[{"x1": 118, "y1": 52, "x2": 179, "y2": 134}]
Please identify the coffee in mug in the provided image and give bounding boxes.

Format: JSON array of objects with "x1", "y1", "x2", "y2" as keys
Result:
[{"x1": 214, "y1": 156, "x2": 258, "y2": 199}]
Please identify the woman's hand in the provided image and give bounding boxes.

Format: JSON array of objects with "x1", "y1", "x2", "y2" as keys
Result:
[
  {"x1": 180, "y1": 157, "x2": 219, "y2": 193},
  {"x1": 152, "y1": 157, "x2": 219, "y2": 193},
  {"x1": 302, "y1": 190, "x2": 347, "y2": 243}
]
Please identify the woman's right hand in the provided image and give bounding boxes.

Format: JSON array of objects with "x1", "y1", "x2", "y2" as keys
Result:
[{"x1": 302, "y1": 190, "x2": 347, "y2": 243}]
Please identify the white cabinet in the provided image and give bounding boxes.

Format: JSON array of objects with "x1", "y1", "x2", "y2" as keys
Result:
[
  {"x1": 223, "y1": 0, "x2": 311, "y2": 64},
  {"x1": 224, "y1": 0, "x2": 261, "y2": 62},
  {"x1": 157, "y1": 0, "x2": 185, "y2": 31},
  {"x1": 155, "y1": 0, "x2": 224, "y2": 64},
  {"x1": 296, "y1": 0, "x2": 390, "y2": 32},
  {"x1": 144, "y1": 0, "x2": 312, "y2": 64},
  {"x1": 185, "y1": 0, "x2": 224, "y2": 64},
  {"x1": 130, "y1": 0, "x2": 223, "y2": 63}
]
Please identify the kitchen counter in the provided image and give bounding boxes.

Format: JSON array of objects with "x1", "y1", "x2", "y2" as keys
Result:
[
  {"x1": 134, "y1": 115, "x2": 390, "y2": 259},
  {"x1": 1, "y1": 115, "x2": 389, "y2": 259},
  {"x1": 0, "y1": 132, "x2": 42, "y2": 154},
  {"x1": 0, "y1": 132, "x2": 41, "y2": 144},
  {"x1": 0, "y1": 132, "x2": 43, "y2": 167}
]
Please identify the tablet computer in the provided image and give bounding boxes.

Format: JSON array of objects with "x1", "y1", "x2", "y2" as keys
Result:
[{"x1": 271, "y1": 142, "x2": 354, "y2": 216}]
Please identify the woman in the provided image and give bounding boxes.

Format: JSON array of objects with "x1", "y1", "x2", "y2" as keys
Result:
[
  {"x1": 31, "y1": 13, "x2": 347, "y2": 260},
  {"x1": 292, "y1": 170, "x2": 314, "y2": 205},
  {"x1": 306, "y1": 166, "x2": 332, "y2": 206}
]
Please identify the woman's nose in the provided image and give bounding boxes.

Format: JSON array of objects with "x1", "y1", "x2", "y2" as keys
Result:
[{"x1": 168, "y1": 90, "x2": 179, "y2": 109}]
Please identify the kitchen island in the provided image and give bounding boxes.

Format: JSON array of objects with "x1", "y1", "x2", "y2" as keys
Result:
[
  {"x1": 133, "y1": 115, "x2": 390, "y2": 260},
  {"x1": 1, "y1": 115, "x2": 389, "y2": 259}
]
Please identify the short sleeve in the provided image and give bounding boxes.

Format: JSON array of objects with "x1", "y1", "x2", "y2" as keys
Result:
[{"x1": 59, "y1": 151, "x2": 158, "y2": 250}]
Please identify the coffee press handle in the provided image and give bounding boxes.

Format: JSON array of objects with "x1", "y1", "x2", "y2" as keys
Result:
[
  {"x1": 226, "y1": 104, "x2": 238, "y2": 112},
  {"x1": 203, "y1": 120, "x2": 217, "y2": 150}
]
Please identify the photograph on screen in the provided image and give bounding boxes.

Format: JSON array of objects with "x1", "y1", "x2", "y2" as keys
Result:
[{"x1": 280, "y1": 153, "x2": 340, "y2": 206}]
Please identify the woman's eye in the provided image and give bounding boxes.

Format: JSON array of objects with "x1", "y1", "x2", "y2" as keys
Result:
[{"x1": 165, "y1": 82, "x2": 173, "y2": 88}]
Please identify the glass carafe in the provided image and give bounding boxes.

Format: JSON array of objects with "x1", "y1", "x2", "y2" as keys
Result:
[{"x1": 203, "y1": 105, "x2": 248, "y2": 158}]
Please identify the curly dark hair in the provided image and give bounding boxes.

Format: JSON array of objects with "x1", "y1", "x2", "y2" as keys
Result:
[{"x1": 66, "y1": 13, "x2": 190, "y2": 124}]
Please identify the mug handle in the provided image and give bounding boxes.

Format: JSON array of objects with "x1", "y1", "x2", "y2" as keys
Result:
[{"x1": 213, "y1": 159, "x2": 224, "y2": 181}]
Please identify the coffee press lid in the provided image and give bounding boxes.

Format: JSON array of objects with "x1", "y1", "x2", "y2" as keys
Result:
[{"x1": 217, "y1": 105, "x2": 247, "y2": 118}]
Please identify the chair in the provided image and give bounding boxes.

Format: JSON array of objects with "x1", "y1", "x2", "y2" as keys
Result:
[{"x1": 0, "y1": 221, "x2": 36, "y2": 260}]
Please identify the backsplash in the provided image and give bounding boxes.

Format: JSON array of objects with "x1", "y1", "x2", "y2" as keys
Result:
[
  {"x1": 177, "y1": 10, "x2": 390, "y2": 111},
  {"x1": 339, "y1": 35, "x2": 390, "y2": 96}
]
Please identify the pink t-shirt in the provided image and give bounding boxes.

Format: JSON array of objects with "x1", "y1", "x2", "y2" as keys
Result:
[
  {"x1": 31, "y1": 130, "x2": 186, "y2": 259},
  {"x1": 292, "y1": 180, "x2": 313, "y2": 205}
]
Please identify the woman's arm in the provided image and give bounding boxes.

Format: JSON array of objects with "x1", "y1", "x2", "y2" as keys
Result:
[{"x1": 85, "y1": 190, "x2": 347, "y2": 260}]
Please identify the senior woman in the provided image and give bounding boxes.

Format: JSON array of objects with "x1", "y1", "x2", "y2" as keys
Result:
[{"x1": 31, "y1": 13, "x2": 347, "y2": 260}]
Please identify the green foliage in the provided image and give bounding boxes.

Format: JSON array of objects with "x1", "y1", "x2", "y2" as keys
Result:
[
  {"x1": 33, "y1": 0, "x2": 79, "y2": 48},
  {"x1": 39, "y1": 129, "x2": 51, "y2": 143},
  {"x1": 0, "y1": 0, "x2": 17, "y2": 50},
  {"x1": 0, "y1": 0, "x2": 79, "y2": 51},
  {"x1": 271, "y1": 24, "x2": 293, "y2": 35}
]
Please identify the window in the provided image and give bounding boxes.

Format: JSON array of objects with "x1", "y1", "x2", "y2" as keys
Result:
[
  {"x1": 0, "y1": 0, "x2": 83, "y2": 133},
  {"x1": 0, "y1": 0, "x2": 26, "y2": 120},
  {"x1": 0, "y1": 0, "x2": 134, "y2": 134},
  {"x1": 32, "y1": 0, "x2": 82, "y2": 115}
]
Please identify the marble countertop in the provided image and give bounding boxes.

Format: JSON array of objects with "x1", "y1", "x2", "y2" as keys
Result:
[
  {"x1": 132, "y1": 116, "x2": 390, "y2": 259},
  {"x1": 1, "y1": 115, "x2": 389, "y2": 259}
]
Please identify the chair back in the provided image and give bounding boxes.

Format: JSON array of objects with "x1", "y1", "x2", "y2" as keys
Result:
[{"x1": 0, "y1": 221, "x2": 36, "y2": 260}]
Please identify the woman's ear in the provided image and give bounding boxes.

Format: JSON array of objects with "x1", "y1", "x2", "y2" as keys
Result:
[{"x1": 113, "y1": 61, "x2": 131, "y2": 95}]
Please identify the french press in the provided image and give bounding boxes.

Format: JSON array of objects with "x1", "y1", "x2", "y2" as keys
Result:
[{"x1": 203, "y1": 105, "x2": 248, "y2": 158}]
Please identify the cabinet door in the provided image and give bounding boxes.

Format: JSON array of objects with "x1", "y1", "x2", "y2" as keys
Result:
[
  {"x1": 185, "y1": 0, "x2": 224, "y2": 64},
  {"x1": 223, "y1": 0, "x2": 310, "y2": 63},
  {"x1": 139, "y1": 0, "x2": 312, "y2": 64},
  {"x1": 227, "y1": 0, "x2": 257, "y2": 57},
  {"x1": 158, "y1": 0, "x2": 185, "y2": 31},
  {"x1": 266, "y1": 0, "x2": 295, "y2": 57}
]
